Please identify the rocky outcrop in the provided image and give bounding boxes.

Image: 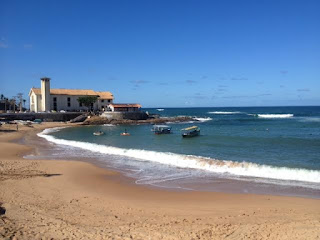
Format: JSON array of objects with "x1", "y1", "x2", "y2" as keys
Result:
[
  {"x1": 69, "y1": 114, "x2": 88, "y2": 123},
  {"x1": 82, "y1": 116, "x2": 196, "y2": 125},
  {"x1": 101, "y1": 111, "x2": 148, "y2": 120}
]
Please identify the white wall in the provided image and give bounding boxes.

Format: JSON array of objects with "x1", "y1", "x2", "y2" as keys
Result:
[
  {"x1": 51, "y1": 95, "x2": 86, "y2": 111},
  {"x1": 108, "y1": 105, "x2": 139, "y2": 112},
  {"x1": 97, "y1": 99, "x2": 112, "y2": 110},
  {"x1": 29, "y1": 92, "x2": 36, "y2": 112},
  {"x1": 50, "y1": 95, "x2": 113, "y2": 111},
  {"x1": 29, "y1": 92, "x2": 113, "y2": 112},
  {"x1": 29, "y1": 92, "x2": 42, "y2": 112}
]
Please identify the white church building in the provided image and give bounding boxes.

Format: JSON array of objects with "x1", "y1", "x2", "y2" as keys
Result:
[{"x1": 29, "y1": 77, "x2": 114, "y2": 112}]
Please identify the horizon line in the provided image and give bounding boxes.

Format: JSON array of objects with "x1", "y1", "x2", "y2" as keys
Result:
[{"x1": 142, "y1": 105, "x2": 320, "y2": 108}]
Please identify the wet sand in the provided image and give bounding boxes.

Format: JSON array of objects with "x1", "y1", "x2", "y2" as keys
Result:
[{"x1": 0, "y1": 122, "x2": 320, "y2": 239}]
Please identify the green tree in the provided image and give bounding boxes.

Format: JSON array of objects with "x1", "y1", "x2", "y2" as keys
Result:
[{"x1": 77, "y1": 96, "x2": 98, "y2": 111}]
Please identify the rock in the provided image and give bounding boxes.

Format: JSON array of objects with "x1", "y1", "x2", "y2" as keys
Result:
[
  {"x1": 82, "y1": 116, "x2": 109, "y2": 125},
  {"x1": 82, "y1": 116, "x2": 196, "y2": 125},
  {"x1": 0, "y1": 204, "x2": 6, "y2": 215},
  {"x1": 69, "y1": 114, "x2": 88, "y2": 123}
]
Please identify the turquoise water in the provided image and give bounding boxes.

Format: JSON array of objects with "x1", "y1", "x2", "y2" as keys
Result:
[{"x1": 38, "y1": 106, "x2": 320, "y2": 196}]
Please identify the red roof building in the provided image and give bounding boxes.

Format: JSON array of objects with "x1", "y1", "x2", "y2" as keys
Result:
[{"x1": 108, "y1": 103, "x2": 142, "y2": 112}]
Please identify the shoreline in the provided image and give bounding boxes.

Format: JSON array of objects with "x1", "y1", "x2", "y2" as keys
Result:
[
  {"x1": 35, "y1": 124, "x2": 320, "y2": 199},
  {"x1": 1, "y1": 123, "x2": 320, "y2": 239}
]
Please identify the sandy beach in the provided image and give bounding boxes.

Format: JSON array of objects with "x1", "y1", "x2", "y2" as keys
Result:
[{"x1": 0, "y1": 122, "x2": 319, "y2": 239}]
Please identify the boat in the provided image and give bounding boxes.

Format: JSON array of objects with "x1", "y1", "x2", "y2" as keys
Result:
[
  {"x1": 121, "y1": 132, "x2": 130, "y2": 136},
  {"x1": 93, "y1": 131, "x2": 104, "y2": 136},
  {"x1": 157, "y1": 108, "x2": 164, "y2": 111},
  {"x1": 121, "y1": 129, "x2": 130, "y2": 136},
  {"x1": 181, "y1": 126, "x2": 200, "y2": 138},
  {"x1": 151, "y1": 125, "x2": 172, "y2": 134},
  {"x1": 33, "y1": 119, "x2": 42, "y2": 124}
]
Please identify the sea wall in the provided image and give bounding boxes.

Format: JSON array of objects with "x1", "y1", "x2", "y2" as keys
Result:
[
  {"x1": 100, "y1": 111, "x2": 148, "y2": 120},
  {"x1": 0, "y1": 112, "x2": 83, "y2": 122}
]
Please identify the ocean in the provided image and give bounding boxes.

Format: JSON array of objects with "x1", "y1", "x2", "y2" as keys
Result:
[{"x1": 33, "y1": 106, "x2": 320, "y2": 198}]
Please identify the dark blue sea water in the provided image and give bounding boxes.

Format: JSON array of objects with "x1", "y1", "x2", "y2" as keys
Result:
[{"x1": 36, "y1": 106, "x2": 320, "y2": 197}]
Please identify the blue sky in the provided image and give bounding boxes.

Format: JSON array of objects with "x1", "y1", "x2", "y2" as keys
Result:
[{"x1": 0, "y1": 0, "x2": 319, "y2": 107}]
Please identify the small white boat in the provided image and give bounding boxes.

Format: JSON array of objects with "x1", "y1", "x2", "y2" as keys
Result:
[
  {"x1": 93, "y1": 131, "x2": 104, "y2": 136},
  {"x1": 151, "y1": 125, "x2": 172, "y2": 134},
  {"x1": 157, "y1": 108, "x2": 164, "y2": 111}
]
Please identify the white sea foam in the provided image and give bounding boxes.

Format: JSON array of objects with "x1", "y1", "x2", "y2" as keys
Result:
[
  {"x1": 38, "y1": 128, "x2": 320, "y2": 185},
  {"x1": 41, "y1": 127, "x2": 67, "y2": 134},
  {"x1": 165, "y1": 121, "x2": 195, "y2": 124},
  {"x1": 257, "y1": 114, "x2": 294, "y2": 119},
  {"x1": 103, "y1": 124, "x2": 115, "y2": 126},
  {"x1": 208, "y1": 111, "x2": 243, "y2": 114},
  {"x1": 297, "y1": 117, "x2": 320, "y2": 123},
  {"x1": 193, "y1": 117, "x2": 213, "y2": 122}
]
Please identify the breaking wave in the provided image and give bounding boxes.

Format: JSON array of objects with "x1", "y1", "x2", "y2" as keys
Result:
[
  {"x1": 257, "y1": 114, "x2": 294, "y2": 119},
  {"x1": 38, "y1": 128, "x2": 320, "y2": 186},
  {"x1": 193, "y1": 117, "x2": 213, "y2": 122}
]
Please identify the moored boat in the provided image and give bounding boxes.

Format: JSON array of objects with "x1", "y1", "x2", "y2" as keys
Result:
[
  {"x1": 151, "y1": 125, "x2": 172, "y2": 134},
  {"x1": 181, "y1": 126, "x2": 200, "y2": 138},
  {"x1": 93, "y1": 131, "x2": 104, "y2": 136},
  {"x1": 121, "y1": 129, "x2": 130, "y2": 136}
]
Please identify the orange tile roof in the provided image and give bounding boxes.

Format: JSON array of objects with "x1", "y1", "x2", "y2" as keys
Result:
[
  {"x1": 30, "y1": 88, "x2": 113, "y2": 99},
  {"x1": 95, "y1": 91, "x2": 114, "y2": 100},
  {"x1": 110, "y1": 104, "x2": 142, "y2": 108}
]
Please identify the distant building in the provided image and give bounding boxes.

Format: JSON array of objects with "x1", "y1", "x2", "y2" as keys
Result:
[
  {"x1": 29, "y1": 78, "x2": 114, "y2": 112},
  {"x1": 0, "y1": 101, "x2": 16, "y2": 113},
  {"x1": 108, "y1": 103, "x2": 142, "y2": 112}
]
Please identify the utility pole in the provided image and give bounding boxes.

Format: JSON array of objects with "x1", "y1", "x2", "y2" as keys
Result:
[{"x1": 17, "y1": 93, "x2": 23, "y2": 112}]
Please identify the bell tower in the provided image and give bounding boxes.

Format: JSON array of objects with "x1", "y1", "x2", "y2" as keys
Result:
[{"x1": 40, "y1": 77, "x2": 51, "y2": 112}]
